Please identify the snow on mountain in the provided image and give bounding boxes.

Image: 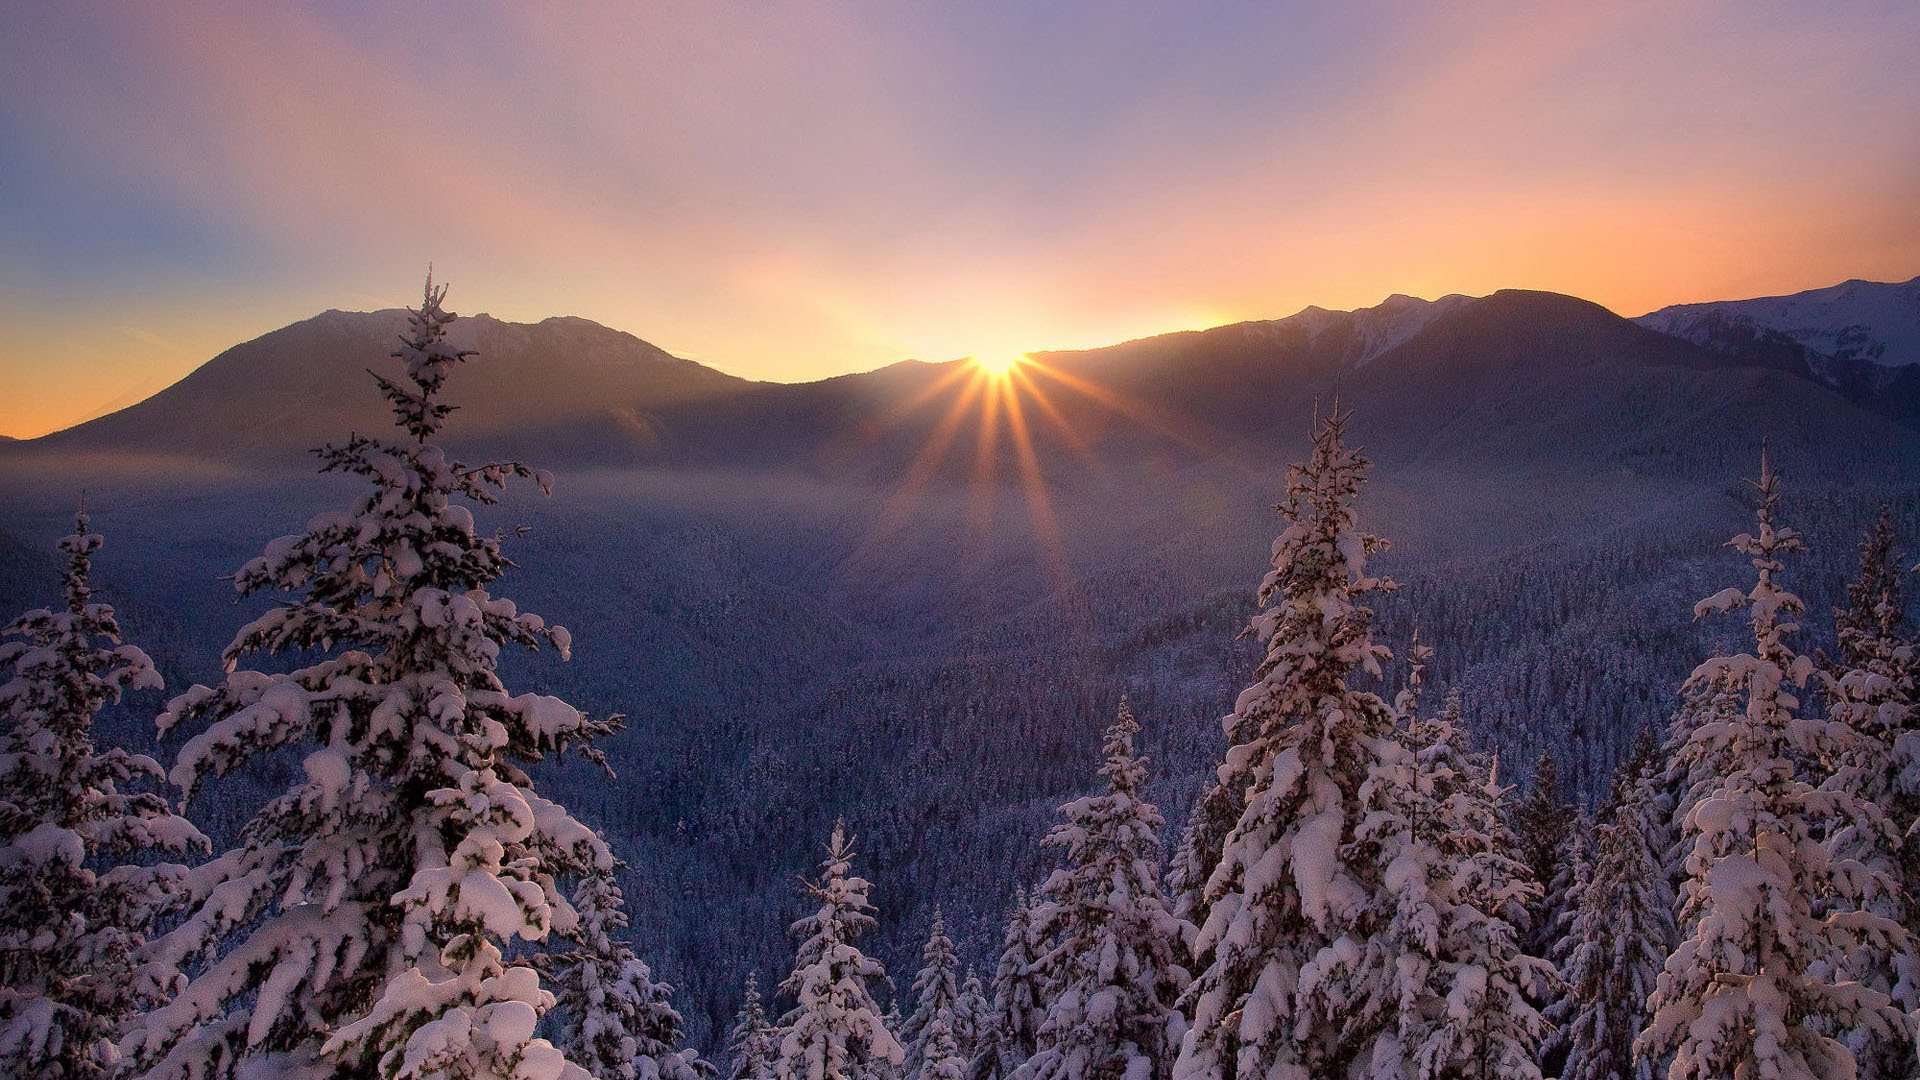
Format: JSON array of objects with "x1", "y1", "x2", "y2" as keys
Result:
[
  {"x1": 1637, "y1": 275, "x2": 1920, "y2": 368},
  {"x1": 1245, "y1": 292, "x2": 1473, "y2": 368}
]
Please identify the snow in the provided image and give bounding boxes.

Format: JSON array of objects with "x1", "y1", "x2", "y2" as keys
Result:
[{"x1": 1638, "y1": 274, "x2": 1920, "y2": 367}]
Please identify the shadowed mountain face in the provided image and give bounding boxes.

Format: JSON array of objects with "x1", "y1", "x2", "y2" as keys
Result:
[
  {"x1": 4, "y1": 282, "x2": 1919, "y2": 1046},
  {"x1": 1636, "y1": 276, "x2": 1920, "y2": 428},
  {"x1": 32, "y1": 309, "x2": 750, "y2": 463}
]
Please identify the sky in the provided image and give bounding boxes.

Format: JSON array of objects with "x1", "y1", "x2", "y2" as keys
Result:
[{"x1": 2, "y1": 2, "x2": 1918, "y2": 438}]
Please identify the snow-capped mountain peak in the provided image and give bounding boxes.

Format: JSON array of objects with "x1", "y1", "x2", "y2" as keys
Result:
[{"x1": 1637, "y1": 275, "x2": 1920, "y2": 368}]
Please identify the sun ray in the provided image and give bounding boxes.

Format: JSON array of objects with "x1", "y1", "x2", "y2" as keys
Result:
[
  {"x1": 999, "y1": 365, "x2": 1077, "y2": 612},
  {"x1": 966, "y1": 366, "x2": 1003, "y2": 550}
]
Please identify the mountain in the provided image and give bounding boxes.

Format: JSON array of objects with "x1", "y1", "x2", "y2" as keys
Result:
[
  {"x1": 1635, "y1": 276, "x2": 1920, "y2": 427},
  {"x1": 4, "y1": 281, "x2": 1919, "y2": 1047},
  {"x1": 1638, "y1": 275, "x2": 1920, "y2": 368},
  {"x1": 28, "y1": 308, "x2": 750, "y2": 463}
]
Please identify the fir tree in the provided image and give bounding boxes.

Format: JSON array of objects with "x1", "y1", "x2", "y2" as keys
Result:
[
  {"x1": 1637, "y1": 450, "x2": 1914, "y2": 1080},
  {"x1": 979, "y1": 890, "x2": 1046, "y2": 1080},
  {"x1": 1557, "y1": 790, "x2": 1674, "y2": 1080},
  {"x1": 1820, "y1": 509, "x2": 1920, "y2": 1078},
  {"x1": 953, "y1": 968, "x2": 989, "y2": 1072},
  {"x1": 901, "y1": 910, "x2": 961, "y2": 1080},
  {"x1": 1173, "y1": 408, "x2": 1421, "y2": 1080},
  {"x1": 1834, "y1": 510, "x2": 1905, "y2": 669},
  {"x1": 543, "y1": 868, "x2": 710, "y2": 1080},
  {"x1": 776, "y1": 824, "x2": 902, "y2": 1080},
  {"x1": 0, "y1": 512, "x2": 207, "y2": 1078},
  {"x1": 1512, "y1": 752, "x2": 1570, "y2": 958},
  {"x1": 916, "y1": 1015, "x2": 967, "y2": 1080},
  {"x1": 1014, "y1": 701, "x2": 1187, "y2": 1080},
  {"x1": 1399, "y1": 691, "x2": 1554, "y2": 1079},
  {"x1": 728, "y1": 974, "x2": 779, "y2": 1080},
  {"x1": 121, "y1": 278, "x2": 640, "y2": 1079}
]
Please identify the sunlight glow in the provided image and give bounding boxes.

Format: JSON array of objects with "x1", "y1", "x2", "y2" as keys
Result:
[{"x1": 970, "y1": 352, "x2": 1026, "y2": 378}]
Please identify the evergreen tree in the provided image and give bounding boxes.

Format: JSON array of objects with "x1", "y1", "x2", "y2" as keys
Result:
[
  {"x1": 728, "y1": 974, "x2": 779, "y2": 1080},
  {"x1": 0, "y1": 512, "x2": 207, "y2": 1078},
  {"x1": 1638, "y1": 451, "x2": 1913, "y2": 1079},
  {"x1": 776, "y1": 824, "x2": 902, "y2": 1080},
  {"x1": 953, "y1": 968, "x2": 989, "y2": 1071},
  {"x1": 916, "y1": 1014, "x2": 967, "y2": 1080},
  {"x1": 1834, "y1": 510, "x2": 1906, "y2": 669},
  {"x1": 901, "y1": 910, "x2": 960, "y2": 1080},
  {"x1": 1014, "y1": 701, "x2": 1187, "y2": 1080},
  {"x1": 121, "y1": 278, "x2": 638, "y2": 1079},
  {"x1": 1174, "y1": 408, "x2": 1421, "y2": 1080},
  {"x1": 1820, "y1": 509, "x2": 1920, "y2": 1078},
  {"x1": 544, "y1": 868, "x2": 710, "y2": 1080},
  {"x1": 1557, "y1": 790, "x2": 1674, "y2": 1080},
  {"x1": 1166, "y1": 766, "x2": 1245, "y2": 958},
  {"x1": 1512, "y1": 752, "x2": 1570, "y2": 958},
  {"x1": 1399, "y1": 692, "x2": 1554, "y2": 1079},
  {"x1": 979, "y1": 891, "x2": 1046, "y2": 1080}
]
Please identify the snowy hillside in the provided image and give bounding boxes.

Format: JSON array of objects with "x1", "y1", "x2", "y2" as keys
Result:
[{"x1": 1638, "y1": 275, "x2": 1920, "y2": 368}]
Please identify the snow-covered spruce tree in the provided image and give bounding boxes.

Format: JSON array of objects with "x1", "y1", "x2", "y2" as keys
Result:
[
  {"x1": 1534, "y1": 818, "x2": 1589, "y2": 1072},
  {"x1": 121, "y1": 277, "x2": 641, "y2": 1080},
  {"x1": 901, "y1": 910, "x2": 961, "y2": 1080},
  {"x1": 954, "y1": 968, "x2": 988, "y2": 1071},
  {"x1": 1637, "y1": 451, "x2": 1913, "y2": 1080},
  {"x1": 1556, "y1": 788, "x2": 1675, "y2": 1080},
  {"x1": 728, "y1": 974, "x2": 780, "y2": 1080},
  {"x1": 0, "y1": 512, "x2": 207, "y2": 1078},
  {"x1": 1397, "y1": 690, "x2": 1553, "y2": 1079},
  {"x1": 776, "y1": 824, "x2": 902, "y2": 1080},
  {"x1": 978, "y1": 890, "x2": 1046, "y2": 1080},
  {"x1": 542, "y1": 867, "x2": 710, "y2": 1080},
  {"x1": 1820, "y1": 509, "x2": 1920, "y2": 1079},
  {"x1": 1014, "y1": 700, "x2": 1187, "y2": 1080},
  {"x1": 1166, "y1": 763, "x2": 1245, "y2": 957},
  {"x1": 915, "y1": 1014, "x2": 967, "y2": 1080},
  {"x1": 1511, "y1": 752, "x2": 1570, "y2": 959},
  {"x1": 1174, "y1": 407, "x2": 1421, "y2": 1080}
]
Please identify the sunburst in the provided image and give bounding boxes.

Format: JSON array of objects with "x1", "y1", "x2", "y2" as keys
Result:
[{"x1": 834, "y1": 346, "x2": 1232, "y2": 612}]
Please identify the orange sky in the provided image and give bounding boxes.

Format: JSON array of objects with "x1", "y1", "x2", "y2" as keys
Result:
[{"x1": 2, "y1": 2, "x2": 1917, "y2": 438}]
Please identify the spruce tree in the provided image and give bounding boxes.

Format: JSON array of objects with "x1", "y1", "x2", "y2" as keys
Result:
[
  {"x1": 121, "y1": 278, "x2": 652, "y2": 1079},
  {"x1": 901, "y1": 910, "x2": 961, "y2": 1080},
  {"x1": 953, "y1": 967, "x2": 989, "y2": 1071},
  {"x1": 1399, "y1": 691, "x2": 1553, "y2": 1079},
  {"x1": 979, "y1": 890, "x2": 1045, "y2": 1080},
  {"x1": 0, "y1": 512, "x2": 207, "y2": 1078},
  {"x1": 1512, "y1": 752, "x2": 1570, "y2": 958},
  {"x1": 1173, "y1": 408, "x2": 1419, "y2": 1080},
  {"x1": 543, "y1": 868, "x2": 710, "y2": 1080},
  {"x1": 728, "y1": 974, "x2": 779, "y2": 1080},
  {"x1": 776, "y1": 824, "x2": 902, "y2": 1080},
  {"x1": 1820, "y1": 509, "x2": 1920, "y2": 1078},
  {"x1": 1557, "y1": 791, "x2": 1674, "y2": 1080},
  {"x1": 1637, "y1": 451, "x2": 1913, "y2": 1079},
  {"x1": 1014, "y1": 701, "x2": 1186, "y2": 1080}
]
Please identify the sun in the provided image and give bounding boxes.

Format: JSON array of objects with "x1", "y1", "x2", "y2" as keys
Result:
[{"x1": 971, "y1": 351, "x2": 1026, "y2": 378}]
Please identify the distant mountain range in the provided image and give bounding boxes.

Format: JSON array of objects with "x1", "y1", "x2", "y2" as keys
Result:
[
  {"x1": 3, "y1": 273, "x2": 1916, "y2": 1046},
  {"x1": 1636, "y1": 276, "x2": 1920, "y2": 426},
  {"x1": 15, "y1": 275, "x2": 1920, "y2": 472}
]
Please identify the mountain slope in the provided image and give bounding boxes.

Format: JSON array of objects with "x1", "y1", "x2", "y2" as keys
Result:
[
  {"x1": 1638, "y1": 275, "x2": 1920, "y2": 368},
  {"x1": 30, "y1": 308, "x2": 750, "y2": 463},
  {"x1": 1635, "y1": 276, "x2": 1920, "y2": 428}
]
